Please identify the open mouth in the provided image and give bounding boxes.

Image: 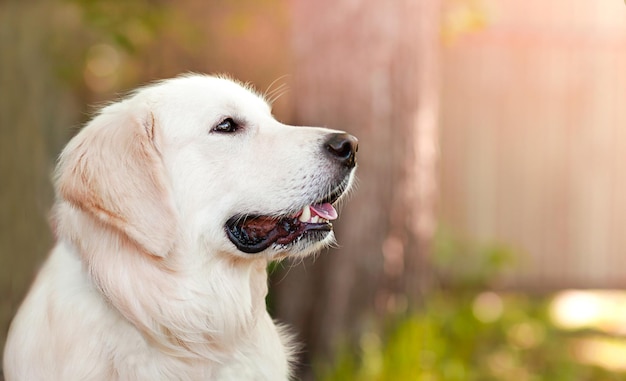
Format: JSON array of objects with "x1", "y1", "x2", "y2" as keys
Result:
[{"x1": 225, "y1": 184, "x2": 347, "y2": 254}]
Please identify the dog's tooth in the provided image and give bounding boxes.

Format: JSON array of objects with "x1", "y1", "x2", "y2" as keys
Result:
[
  {"x1": 299, "y1": 206, "x2": 311, "y2": 222},
  {"x1": 311, "y1": 216, "x2": 319, "y2": 223}
]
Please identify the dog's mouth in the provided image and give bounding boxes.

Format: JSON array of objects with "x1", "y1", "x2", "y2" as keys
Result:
[{"x1": 225, "y1": 184, "x2": 347, "y2": 254}]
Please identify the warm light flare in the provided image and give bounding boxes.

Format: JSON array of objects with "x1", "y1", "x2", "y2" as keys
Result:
[
  {"x1": 549, "y1": 290, "x2": 626, "y2": 334},
  {"x1": 571, "y1": 336, "x2": 626, "y2": 372},
  {"x1": 84, "y1": 43, "x2": 121, "y2": 93},
  {"x1": 473, "y1": 291, "x2": 503, "y2": 323}
]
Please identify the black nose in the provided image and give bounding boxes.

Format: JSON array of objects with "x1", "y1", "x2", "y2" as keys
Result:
[{"x1": 325, "y1": 133, "x2": 358, "y2": 168}]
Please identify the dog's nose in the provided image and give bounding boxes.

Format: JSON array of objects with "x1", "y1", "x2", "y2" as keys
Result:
[{"x1": 325, "y1": 133, "x2": 358, "y2": 168}]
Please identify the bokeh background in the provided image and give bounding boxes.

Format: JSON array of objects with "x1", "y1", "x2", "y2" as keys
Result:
[{"x1": 2, "y1": 0, "x2": 626, "y2": 380}]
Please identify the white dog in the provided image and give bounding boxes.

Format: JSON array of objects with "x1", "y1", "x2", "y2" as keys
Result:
[{"x1": 3, "y1": 74, "x2": 357, "y2": 380}]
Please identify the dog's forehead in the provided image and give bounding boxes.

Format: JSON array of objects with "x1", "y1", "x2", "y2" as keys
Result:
[{"x1": 146, "y1": 75, "x2": 271, "y2": 115}]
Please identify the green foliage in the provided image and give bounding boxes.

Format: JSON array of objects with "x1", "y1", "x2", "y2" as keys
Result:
[
  {"x1": 67, "y1": 0, "x2": 168, "y2": 53},
  {"x1": 433, "y1": 227, "x2": 517, "y2": 289},
  {"x1": 317, "y1": 230, "x2": 626, "y2": 381},
  {"x1": 319, "y1": 293, "x2": 625, "y2": 381},
  {"x1": 45, "y1": 0, "x2": 200, "y2": 91}
]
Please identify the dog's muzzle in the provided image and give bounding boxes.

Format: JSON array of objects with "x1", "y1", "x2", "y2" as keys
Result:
[{"x1": 225, "y1": 132, "x2": 358, "y2": 254}]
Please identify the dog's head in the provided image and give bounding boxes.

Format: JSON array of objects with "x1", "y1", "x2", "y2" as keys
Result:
[{"x1": 55, "y1": 74, "x2": 357, "y2": 261}]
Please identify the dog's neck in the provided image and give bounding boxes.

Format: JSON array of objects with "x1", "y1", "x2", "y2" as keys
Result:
[{"x1": 56, "y1": 202, "x2": 271, "y2": 361}]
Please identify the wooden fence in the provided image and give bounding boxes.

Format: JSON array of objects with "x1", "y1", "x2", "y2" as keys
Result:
[{"x1": 439, "y1": 0, "x2": 626, "y2": 289}]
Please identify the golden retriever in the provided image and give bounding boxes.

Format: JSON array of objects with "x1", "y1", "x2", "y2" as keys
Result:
[{"x1": 3, "y1": 74, "x2": 357, "y2": 380}]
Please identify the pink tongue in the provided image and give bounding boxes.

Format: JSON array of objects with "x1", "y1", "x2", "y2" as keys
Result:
[{"x1": 310, "y1": 203, "x2": 338, "y2": 220}]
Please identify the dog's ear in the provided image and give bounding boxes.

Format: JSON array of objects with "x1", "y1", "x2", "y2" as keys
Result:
[{"x1": 56, "y1": 105, "x2": 176, "y2": 258}]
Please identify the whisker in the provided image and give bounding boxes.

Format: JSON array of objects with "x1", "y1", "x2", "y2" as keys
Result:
[
  {"x1": 263, "y1": 75, "x2": 291, "y2": 104},
  {"x1": 267, "y1": 85, "x2": 290, "y2": 105},
  {"x1": 266, "y1": 82, "x2": 287, "y2": 98}
]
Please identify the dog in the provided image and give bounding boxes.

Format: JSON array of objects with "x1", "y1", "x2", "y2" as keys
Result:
[{"x1": 3, "y1": 74, "x2": 357, "y2": 380}]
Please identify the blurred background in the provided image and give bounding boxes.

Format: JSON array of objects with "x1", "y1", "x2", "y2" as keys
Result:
[{"x1": 2, "y1": 0, "x2": 626, "y2": 380}]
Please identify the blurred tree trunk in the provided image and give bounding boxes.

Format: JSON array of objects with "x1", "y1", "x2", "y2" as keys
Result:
[
  {"x1": 271, "y1": 0, "x2": 441, "y2": 377},
  {"x1": 0, "y1": 1, "x2": 77, "y2": 366}
]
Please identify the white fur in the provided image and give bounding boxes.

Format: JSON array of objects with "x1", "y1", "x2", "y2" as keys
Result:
[{"x1": 3, "y1": 75, "x2": 355, "y2": 380}]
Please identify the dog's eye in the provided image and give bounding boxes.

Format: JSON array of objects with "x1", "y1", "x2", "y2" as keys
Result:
[{"x1": 212, "y1": 118, "x2": 239, "y2": 133}]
